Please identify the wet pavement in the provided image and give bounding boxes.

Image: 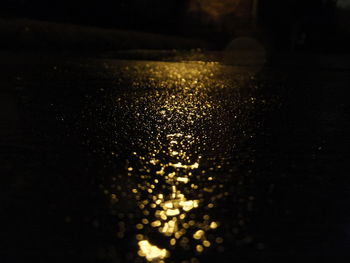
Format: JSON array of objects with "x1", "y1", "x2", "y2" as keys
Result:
[{"x1": 1, "y1": 51, "x2": 350, "y2": 262}]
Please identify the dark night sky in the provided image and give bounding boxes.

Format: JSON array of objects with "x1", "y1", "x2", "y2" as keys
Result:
[
  {"x1": 1, "y1": 0, "x2": 187, "y2": 32},
  {"x1": 1, "y1": 0, "x2": 347, "y2": 51}
]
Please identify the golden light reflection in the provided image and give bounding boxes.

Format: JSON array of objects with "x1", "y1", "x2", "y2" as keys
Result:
[
  {"x1": 132, "y1": 130, "x2": 219, "y2": 260},
  {"x1": 121, "y1": 61, "x2": 228, "y2": 262},
  {"x1": 138, "y1": 240, "x2": 169, "y2": 262}
]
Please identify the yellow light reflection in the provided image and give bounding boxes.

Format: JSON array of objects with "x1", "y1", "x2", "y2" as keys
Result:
[
  {"x1": 138, "y1": 240, "x2": 169, "y2": 262},
  {"x1": 125, "y1": 61, "x2": 224, "y2": 262}
]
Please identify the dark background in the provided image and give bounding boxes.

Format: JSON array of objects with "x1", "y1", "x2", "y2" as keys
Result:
[
  {"x1": 1, "y1": 0, "x2": 349, "y2": 51},
  {"x1": 1, "y1": 1, "x2": 350, "y2": 263},
  {"x1": 1, "y1": 0, "x2": 188, "y2": 33}
]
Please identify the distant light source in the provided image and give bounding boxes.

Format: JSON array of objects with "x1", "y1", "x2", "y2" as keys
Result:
[{"x1": 189, "y1": 0, "x2": 241, "y2": 20}]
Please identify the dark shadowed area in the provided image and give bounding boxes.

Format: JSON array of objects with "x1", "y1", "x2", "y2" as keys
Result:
[{"x1": 1, "y1": 1, "x2": 350, "y2": 263}]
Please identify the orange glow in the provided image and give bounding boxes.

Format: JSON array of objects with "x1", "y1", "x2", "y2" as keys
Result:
[{"x1": 189, "y1": 0, "x2": 243, "y2": 19}]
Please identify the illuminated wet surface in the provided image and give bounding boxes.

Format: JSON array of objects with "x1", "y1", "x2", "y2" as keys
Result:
[
  {"x1": 81, "y1": 61, "x2": 273, "y2": 262},
  {"x1": 2, "y1": 53, "x2": 350, "y2": 262}
]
